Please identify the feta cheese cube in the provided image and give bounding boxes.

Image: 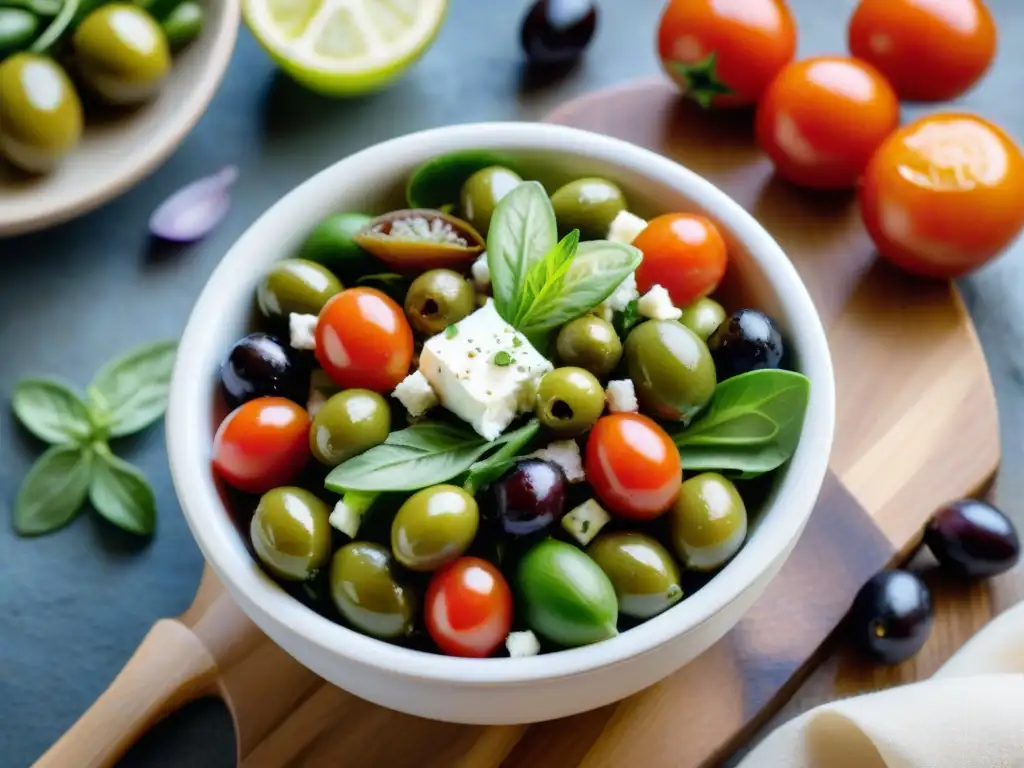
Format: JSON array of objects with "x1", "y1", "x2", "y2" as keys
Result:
[
  {"x1": 528, "y1": 439, "x2": 585, "y2": 483},
  {"x1": 595, "y1": 271, "x2": 639, "y2": 321},
  {"x1": 606, "y1": 210, "x2": 648, "y2": 244},
  {"x1": 289, "y1": 312, "x2": 318, "y2": 351},
  {"x1": 418, "y1": 301, "x2": 552, "y2": 440},
  {"x1": 561, "y1": 499, "x2": 611, "y2": 546},
  {"x1": 637, "y1": 284, "x2": 682, "y2": 321},
  {"x1": 392, "y1": 370, "x2": 439, "y2": 418},
  {"x1": 471, "y1": 252, "x2": 491, "y2": 292},
  {"x1": 330, "y1": 499, "x2": 362, "y2": 539},
  {"x1": 606, "y1": 379, "x2": 638, "y2": 413},
  {"x1": 505, "y1": 630, "x2": 541, "y2": 658}
]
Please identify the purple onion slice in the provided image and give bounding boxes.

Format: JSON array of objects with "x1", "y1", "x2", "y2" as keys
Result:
[{"x1": 149, "y1": 166, "x2": 239, "y2": 242}]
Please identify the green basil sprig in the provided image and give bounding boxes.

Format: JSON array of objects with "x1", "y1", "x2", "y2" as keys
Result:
[
  {"x1": 10, "y1": 339, "x2": 177, "y2": 537},
  {"x1": 462, "y1": 419, "x2": 540, "y2": 495},
  {"x1": 671, "y1": 369, "x2": 811, "y2": 478}
]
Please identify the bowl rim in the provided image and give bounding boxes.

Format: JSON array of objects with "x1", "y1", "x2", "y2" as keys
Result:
[{"x1": 167, "y1": 121, "x2": 836, "y2": 686}]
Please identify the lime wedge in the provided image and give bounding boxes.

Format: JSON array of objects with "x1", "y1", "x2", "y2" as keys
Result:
[{"x1": 244, "y1": 0, "x2": 446, "y2": 96}]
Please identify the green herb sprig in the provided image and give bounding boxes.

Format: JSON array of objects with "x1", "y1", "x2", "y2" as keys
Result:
[{"x1": 10, "y1": 340, "x2": 177, "y2": 536}]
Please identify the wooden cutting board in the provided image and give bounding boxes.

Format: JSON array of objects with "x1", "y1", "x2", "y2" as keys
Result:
[{"x1": 34, "y1": 78, "x2": 1001, "y2": 768}]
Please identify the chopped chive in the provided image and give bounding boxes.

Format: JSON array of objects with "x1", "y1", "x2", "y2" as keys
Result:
[
  {"x1": 445, "y1": 325, "x2": 458, "y2": 339},
  {"x1": 512, "y1": 337, "x2": 523, "y2": 348},
  {"x1": 494, "y1": 351, "x2": 513, "y2": 367}
]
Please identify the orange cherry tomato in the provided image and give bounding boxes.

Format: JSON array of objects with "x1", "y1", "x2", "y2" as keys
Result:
[
  {"x1": 658, "y1": 0, "x2": 797, "y2": 108},
  {"x1": 584, "y1": 413, "x2": 682, "y2": 520},
  {"x1": 212, "y1": 397, "x2": 311, "y2": 494},
  {"x1": 425, "y1": 557, "x2": 513, "y2": 658},
  {"x1": 315, "y1": 287, "x2": 413, "y2": 393},
  {"x1": 848, "y1": 0, "x2": 996, "y2": 102},
  {"x1": 860, "y1": 113, "x2": 1024, "y2": 279},
  {"x1": 633, "y1": 213, "x2": 727, "y2": 307},
  {"x1": 755, "y1": 56, "x2": 900, "y2": 191}
]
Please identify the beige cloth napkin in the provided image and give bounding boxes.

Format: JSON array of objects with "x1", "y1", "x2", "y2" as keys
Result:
[{"x1": 737, "y1": 599, "x2": 1024, "y2": 768}]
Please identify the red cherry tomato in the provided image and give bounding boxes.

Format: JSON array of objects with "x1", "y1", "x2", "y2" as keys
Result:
[
  {"x1": 633, "y1": 213, "x2": 727, "y2": 307},
  {"x1": 755, "y1": 56, "x2": 899, "y2": 190},
  {"x1": 658, "y1": 0, "x2": 797, "y2": 108},
  {"x1": 425, "y1": 557, "x2": 513, "y2": 658},
  {"x1": 848, "y1": 0, "x2": 996, "y2": 102},
  {"x1": 315, "y1": 287, "x2": 414, "y2": 393},
  {"x1": 584, "y1": 413, "x2": 682, "y2": 520},
  {"x1": 213, "y1": 397, "x2": 310, "y2": 494}
]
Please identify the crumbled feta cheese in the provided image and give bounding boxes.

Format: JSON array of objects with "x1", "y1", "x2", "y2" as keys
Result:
[
  {"x1": 606, "y1": 379, "x2": 638, "y2": 413},
  {"x1": 595, "y1": 272, "x2": 639, "y2": 321},
  {"x1": 418, "y1": 300, "x2": 552, "y2": 440},
  {"x1": 289, "y1": 312, "x2": 318, "y2": 351},
  {"x1": 606, "y1": 210, "x2": 648, "y2": 244},
  {"x1": 637, "y1": 284, "x2": 682, "y2": 321},
  {"x1": 307, "y1": 369, "x2": 340, "y2": 417},
  {"x1": 561, "y1": 499, "x2": 611, "y2": 546},
  {"x1": 505, "y1": 630, "x2": 541, "y2": 658},
  {"x1": 392, "y1": 370, "x2": 439, "y2": 418},
  {"x1": 330, "y1": 499, "x2": 362, "y2": 539},
  {"x1": 527, "y1": 439, "x2": 584, "y2": 483},
  {"x1": 471, "y1": 252, "x2": 491, "y2": 292}
]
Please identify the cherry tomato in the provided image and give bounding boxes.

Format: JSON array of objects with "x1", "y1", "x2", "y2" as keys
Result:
[
  {"x1": 860, "y1": 113, "x2": 1024, "y2": 279},
  {"x1": 755, "y1": 56, "x2": 899, "y2": 191},
  {"x1": 658, "y1": 0, "x2": 797, "y2": 108},
  {"x1": 848, "y1": 0, "x2": 996, "y2": 102},
  {"x1": 212, "y1": 397, "x2": 310, "y2": 494},
  {"x1": 425, "y1": 557, "x2": 513, "y2": 658},
  {"x1": 315, "y1": 287, "x2": 413, "y2": 393},
  {"x1": 584, "y1": 413, "x2": 682, "y2": 520},
  {"x1": 633, "y1": 213, "x2": 727, "y2": 307}
]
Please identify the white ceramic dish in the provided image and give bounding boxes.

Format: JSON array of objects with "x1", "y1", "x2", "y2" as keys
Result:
[{"x1": 166, "y1": 122, "x2": 835, "y2": 725}]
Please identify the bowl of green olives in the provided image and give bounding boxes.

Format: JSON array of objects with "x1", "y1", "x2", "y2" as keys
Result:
[
  {"x1": 0, "y1": 0, "x2": 239, "y2": 236},
  {"x1": 167, "y1": 122, "x2": 835, "y2": 725}
]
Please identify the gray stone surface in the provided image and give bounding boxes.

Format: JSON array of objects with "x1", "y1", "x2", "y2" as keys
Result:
[{"x1": 2, "y1": 1, "x2": 1023, "y2": 766}]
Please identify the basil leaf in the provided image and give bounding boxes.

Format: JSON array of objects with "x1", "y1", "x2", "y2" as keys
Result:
[
  {"x1": 613, "y1": 298, "x2": 642, "y2": 339},
  {"x1": 462, "y1": 420, "x2": 541, "y2": 495},
  {"x1": 406, "y1": 150, "x2": 519, "y2": 209},
  {"x1": 11, "y1": 378, "x2": 92, "y2": 445},
  {"x1": 514, "y1": 230, "x2": 579, "y2": 327},
  {"x1": 89, "y1": 449, "x2": 156, "y2": 535},
  {"x1": 487, "y1": 181, "x2": 557, "y2": 323},
  {"x1": 87, "y1": 340, "x2": 177, "y2": 438},
  {"x1": 672, "y1": 370, "x2": 811, "y2": 477},
  {"x1": 14, "y1": 445, "x2": 92, "y2": 535}
]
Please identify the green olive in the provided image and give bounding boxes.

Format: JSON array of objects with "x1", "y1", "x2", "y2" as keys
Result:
[
  {"x1": 297, "y1": 212, "x2": 375, "y2": 277},
  {"x1": 403, "y1": 268, "x2": 475, "y2": 336},
  {"x1": 0, "y1": 54, "x2": 82, "y2": 173},
  {"x1": 459, "y1": 165, "x2": 522, "y2": 235},
  {"x1": 250, "y1": 487, "x2": 332, "y2": 581},
  {"x1": 160, "y1": 0, "x2": 204, "y2": 51},
  {"x1": 257, "y1": 258, "x2": 343, "y2": 321},
  {"x1": 310, "y1": 389, "x2": 390, "y2": 466},
  {"x1": 330, "y1": 542, "x2": 416, "y2": 639},
  {"x1": 535, "y1": 367, "x2": 605, "y2": 437},
  {"x1": 391, "y1": 484, "x2": 479, "y2": 572},
  {"x1": 680, "y1": 297, "x2": 727, "y2": 342},
  {"x1": 555, "y1": 315, "x2": 622, "y2": 379},
  {"x1": 624, "y1": 320, "x2": 716, "y2": 422},
  {"x1": 550, "y1": 178, "x2": 627, "y2": 239},
  {"x1": 587, "y1": 532, "x2": 683, "y2": 619},
  {"x1": 0, "y1": 9, "x2": 38, "y2": 56},
  {"x1": 73, "y1": 4, "x2": 171, "y2": 104},
  {"x1": 669, "y1": 472, "x2": 747, "y2": 572}
]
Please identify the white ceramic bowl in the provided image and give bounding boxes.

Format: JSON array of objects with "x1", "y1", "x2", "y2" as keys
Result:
[{"x1": 167, "y1": 122, "x2": 835, "y2": 725}]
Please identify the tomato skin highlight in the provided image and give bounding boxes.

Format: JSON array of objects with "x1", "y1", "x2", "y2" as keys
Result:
[
  {"x1": 584, "y1": 413, "x2": 683, "y2": 521},
  {"x1": 848, "y1": 0, "x2": 996, "y2": 103},
  {"x1": 634, "y1": 213, "x2": 727, "y2": 307},
  {"x1": 212, "y1": 397, "x2": 311, "y2": 494},
  {"x1": 425, "y1": 557, "x2": 513, "y2": 658}
]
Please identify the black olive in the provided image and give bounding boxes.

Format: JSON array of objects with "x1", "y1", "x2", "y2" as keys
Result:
[
  {"x1": 220, "y1": 333, "x2": 308, "y2": 408},
  {"x1": 925, "y1": 499, "x2": 1020, "y2": 578},
  {"x1": 520, "y1": 0, "x2": 597, "y2": 67},
  {"x1": 850, "y1": 570, "x2": 933, "y2": 665},
  {"x1": 488, "y1": 458, "x2": 567, "y2": 536},
  {"x1": 707, "y1": 309, "x2": 784, "y2": 380}
]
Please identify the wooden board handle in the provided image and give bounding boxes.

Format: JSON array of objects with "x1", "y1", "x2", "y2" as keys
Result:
[{"x1": 33, "y1": 619, "x2": 218, "y2": 768}]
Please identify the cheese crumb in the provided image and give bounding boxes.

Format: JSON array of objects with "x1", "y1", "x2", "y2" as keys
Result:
[
  {"x1": 289, "y1": 312, "x2": 318, "y2": 351},
  {"x1": 505, "y1": 630, "x2": 541, "y2": 658},
  {"x1": 471, "y1": 252, "x2": 491, "y2": 292},
  {"x1": 606, "y1": 380, "x2": 638, "y2": 413},
  {"x1": 392, "y1": 370, "x2": 439, "y2": 418},
  {"x1": 561, "y1": 499, "x2": 611, "y2": 546},
  {"x1": 527, "y1": 440, "x2": 585, "y2": 483},
  {"x1": 606, "y1": 210, "x2": 648, "y2": 244},
  {"x1": 329, "y1": 499, "x2": 362, "y2": 539},
  {"x1": 637, "y1": 284, "x2": 682, "y2": 321},
  {"x1": 595, "y1": 271, "x2": 639, "y2": 322}
]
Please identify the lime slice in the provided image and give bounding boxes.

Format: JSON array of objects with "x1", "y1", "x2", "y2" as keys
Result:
[{"x1": 244, "y1": 0, "x2": 446, "y2": 96}]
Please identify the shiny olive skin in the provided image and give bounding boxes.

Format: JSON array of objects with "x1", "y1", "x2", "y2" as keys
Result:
[
  {"x1": 587, "y1": 532, "x2": 682, "y2": 619},
  {"x1": 680, "y1": 297, "x2": 727, "y2": 342},
  {"x1": 708, "y1": 309, "x2": 784, "y2": 380},
  {"x1": 535, "y1": 366, "x2": 605, "y2": 436},
  {"x1": 309, "y1": 389, "x2": 390, "y2": 466},
  {"x1": 850, "y1": 570, "x2": 933, "y2": 665},
  {"x1": 0, "y1": 54, "x2": 83, "y2": 173},
  {"x1": 669, "y1": 472, "x2": 747, "y2": 571},
  {"x1": 256, "y1": 259, "x2": 343, "y2": 321},
  {"x1": 521, "y1": 0, "x2": 598, "y2": 66},
  {"x1": 73, "y1": 5, "x2": 171, "y2": 104},
  {"x1": 297, "y1": 212, "x2": 375, "y2": 276},
  {"x1": 924, "y1": 499, "x2": 1020, "y2": 578},
  {"x1": 221, "y1": 333, "x2": 308, "y2": 408},
  {"x1": 330, "y1": 542, "x2": 416, "y2": 639},
  {"x1": 391, "y1": 485, "x2": 479, "y2": 571},
  {"x1": 624, "y1": 320, "x2": 717, "y2": 422},
  {"x1": 0, "y1": 9, "x2": 38, "y2": 55},
  {"x1": 555, "y1": 315, "x2": 622, "y2": 378},
  {"x1": 550, "y1": 178, "x2": 627, "y2": 239},
  {"x1": 403, "y1": 269, "x2": 475, "y2": 336},
  {"x1": 489, "y1": 459, "x2": 567, "y2": 536},
  {"x1": 459, "y1": 166, "x2": 523, "y2": 235},
  {"x1": 250, "y1": 487, "x2": 332, "y2": 581},
  {"x1": 160, "y1": 0, "x2": 204, "y2": 51}
]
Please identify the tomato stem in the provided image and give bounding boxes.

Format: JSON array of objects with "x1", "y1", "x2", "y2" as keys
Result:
[{"x1": 668, "y1": 52, "x2": 732, "y2": 109}]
